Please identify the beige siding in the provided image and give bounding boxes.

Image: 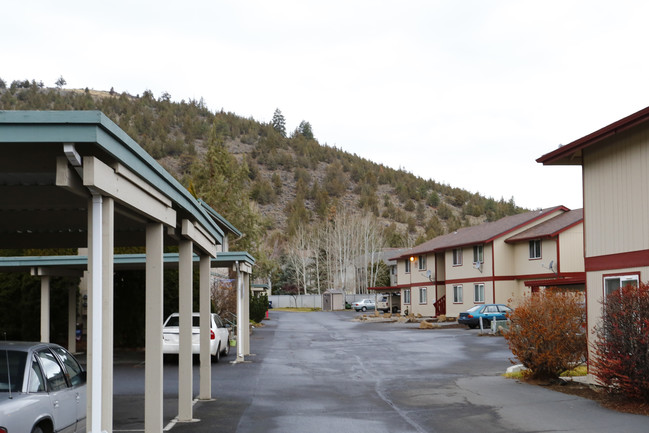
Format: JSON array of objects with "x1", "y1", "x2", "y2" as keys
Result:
[
  {"x1": 402, "y1": 285, "x2": 436, "y2": 316},
  {"x1": 559, "y1": 224, "x2": 584, "y2": 272},
  {"x1": 445, "y1": 244, "x2": 492, "y2": 281},
  {"x1": 583, "y1": 127, "x2": 649, "y2": 257},
  {"x1": 493, "y1": 210, "x2": 564, "y2": 276},
  {"x1": 445, "y1": 280, "x2": 494, "y2": 318},
  {"x1": 510, "y1": 238, "x2": 557, "y2": 276}
]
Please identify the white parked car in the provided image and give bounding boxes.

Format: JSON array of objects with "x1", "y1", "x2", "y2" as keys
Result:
[
  {"x1": 162, "y1": 312, "x2": 231, "y2": 362},
  {"x1": 0, "y1": 341, "x2": 86, "y2": 433}
]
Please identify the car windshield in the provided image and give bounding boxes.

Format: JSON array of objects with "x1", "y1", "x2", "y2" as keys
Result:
[
  {"x1": 467, "y1": 306, "x2": 482, "y2": 313},
  {"x1": 164, "y1": 316, "x2": 205, "y2": 327},
  {"x1": 0, "y1": 350, "x2": 27, "y2": 392}
]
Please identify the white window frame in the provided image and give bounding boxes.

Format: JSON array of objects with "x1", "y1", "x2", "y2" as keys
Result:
[
  {"x1": 419, "y1": 287, "x2": 427, "y2": 304},
  {"x1": 453, "y1": 284, "x2": 463, "y2": 303},
  {"x1": 452, "y1": 248, "x2": 462, "y2": 266},
  {"x1": 529, "y1": 240, "x2": 541, "y2": 259},
  {"x1": 473, "y1": 245, "x2": 484, "y2": 264},
  {"x1": 474, "y1": 283, "x2": 485, "y2": 303},
  {"x1": 404, "y1": 289, "x2": 411, "y2": 304},
  {"x1": 603, "y1": 274, "x2": 639, "y2": 298},
  {"x1": 418, "y1": 255, "x2": 427, "y2": 271}
]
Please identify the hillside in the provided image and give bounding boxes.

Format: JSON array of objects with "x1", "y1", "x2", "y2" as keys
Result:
[{"x1": 0, "y1": 78, "x2": 526, "y2": 286}]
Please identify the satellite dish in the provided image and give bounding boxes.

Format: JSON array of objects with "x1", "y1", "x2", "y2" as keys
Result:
[
  {"x1": 549, "y1": 260, "x2": 554, "y2": 271},
  {"x1": 473, "y1": 262, "x2": 483, "y2": 273},
  {"x1": 426, "y1": 270, "x2": 432, "y2": 278}
]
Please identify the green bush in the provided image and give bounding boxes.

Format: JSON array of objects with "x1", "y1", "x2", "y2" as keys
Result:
[{"x1": 250, "y1": 292, "x2": 268, "y2": 323}]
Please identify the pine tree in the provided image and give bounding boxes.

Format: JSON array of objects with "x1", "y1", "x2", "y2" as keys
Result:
[
  {"x1": 55, "y1": 76, "x2": 67, "y2": 88},
  {"x1": 271, "y1": 108, "x2": 286, "y2": 137},
  {"x1": 190, "y1": 119, "x2": 263, "y2": 254}
]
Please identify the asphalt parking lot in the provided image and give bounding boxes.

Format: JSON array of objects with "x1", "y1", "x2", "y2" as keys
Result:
[{"x1": 112, "y1": 310, "x2": 649, "y2": 432}]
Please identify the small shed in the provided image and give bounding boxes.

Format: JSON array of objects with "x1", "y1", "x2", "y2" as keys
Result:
[{"x1": 322, "y1": 290, "x2": 345, "y2": 311}]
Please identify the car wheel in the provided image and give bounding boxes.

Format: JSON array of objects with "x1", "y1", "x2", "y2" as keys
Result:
[
  {"x1": 31, "y1": 425, "x2": 45, "y2": 433},
  {"x1": 468, "y1": 324, "x2": 477, "y2": 329},
  {"x1": 223, "y1": 339, "x2": 230, "y2": 356},
  {"x1": 482, "y1": 320, "x2": 491, "y2": 328},
  {"x1": 361, "y1": 306, "x2": 367, "y2": 312}
]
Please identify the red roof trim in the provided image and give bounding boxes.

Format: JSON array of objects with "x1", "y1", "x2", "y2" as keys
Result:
[{"x1": 537, "y1": 105, "x2": 649, "y2": 165}]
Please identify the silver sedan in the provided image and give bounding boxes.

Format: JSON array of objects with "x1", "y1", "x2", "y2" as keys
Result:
[
  {"x1": 352, "y1": 299, "x2": 376, "y2": 312},
  {"x1": 0, "y1": 341, "x2": 86, "y2": 433}
]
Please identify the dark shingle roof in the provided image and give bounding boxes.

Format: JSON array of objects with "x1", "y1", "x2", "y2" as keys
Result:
[
  {"x1": 398, "y1": 206, "x2": 568, "y2": 259},
  {"x1": 505, "y1": 208, "x2": 583, "y2": 243}
]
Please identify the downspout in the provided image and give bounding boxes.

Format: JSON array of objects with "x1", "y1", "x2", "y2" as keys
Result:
[{"x1": 64, "y1": 144, "x2": 104, "y2": 433}]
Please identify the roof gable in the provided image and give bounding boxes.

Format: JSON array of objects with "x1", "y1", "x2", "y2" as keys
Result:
[
  {"x1": 505, "y1": 208, "x2": 583, "y2": 243},
  {"x1": 537, "y1": 105, "x2": 649, "y2": 166}
]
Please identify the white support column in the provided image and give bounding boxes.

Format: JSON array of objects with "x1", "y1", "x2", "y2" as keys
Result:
[
  {"x1": 199, "y1": 254, "x2": 211, "y2": 400},
  {"x1": 87, "y1": 194, "x2": 104, "y2": 433},
  {"x1": 40, "y1": 276, "x2": 50, "y2": 342},
  {"x1": 236, "y1": 262, "x2": 244, "y2": 362},
  {"x1": 102, "y1": 196, "x2": 114, "y2": 433},
  {"x1": 145, "y1": 222, "x2": 164, "y2": 433},
  {"x1": 178, "y1": 239, "x2": 195, "y2": 422},
  {"x1": 67, "y1": 286, "x2": 76, "y2": 353},
  {"x1": 243, "y1": 272, "x2": 251, "y2": 355}
]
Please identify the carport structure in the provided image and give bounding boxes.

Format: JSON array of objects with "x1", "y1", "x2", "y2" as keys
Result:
[{"x1": 0, "y1": 111, "x2": 250, "y2": 433}]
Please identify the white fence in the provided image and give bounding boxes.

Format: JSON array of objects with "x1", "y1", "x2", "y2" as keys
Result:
[{"x1": 268, "y1": 294, "x2": 371, "y2": 309}]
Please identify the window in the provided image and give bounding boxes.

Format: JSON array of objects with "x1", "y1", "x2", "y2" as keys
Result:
[
  {"x1": 453, "y1": 285, "x2": 463, "y2": 303},
  {"x1": 474, "y1": 283, "x2": 485, "y2": 303},
  {"x1": 419, "y1": 287, "x2": 427, "y2": 304},
  {"x1": 37, "y1": 350, "x2": 68, "y2": 391},
  {"x1": 452, "y1": 248, "x2": 462, "y2": 266},
  {"x1": 405, "y1": 259, "x2": 411, "y2": 273},
  {"x1": 28, "y1": 357, "x2": 46, "y2": 393},
  {"x1": 529, "y1": 240, "x2": 541, "y2": 259},
  {"x1": 51, "y1": 346, "x2": 84, "y2": 387},
  {"x1": 604, "y1": 274, "x2": 639, "y2": 298},
  {"x1": 418, "y1": 255, "x2": 427, "y2": 270},
  {"x1": 473, "y1": 245, "x2": 484, "y2": 264},
  {"x1": 404, "y1": 289, "x2": 411, "y2": 304}
]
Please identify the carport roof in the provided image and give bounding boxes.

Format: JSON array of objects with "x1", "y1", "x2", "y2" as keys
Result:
[
  {"x1": 0, "y1": 110, "x2": 225, "y2": 250},
  {"x1": 0, "y1": 252, "x2": 255, "y2": 273}
]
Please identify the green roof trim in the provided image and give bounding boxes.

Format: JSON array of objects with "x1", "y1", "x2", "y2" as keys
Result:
[
  {"x1": 198, "y1": 199, "x2": 242, "y2": 238},
  {"x1": 0, "y1": 110, "x2": 224, "y2": 244},
  {"x1": 0, "y1": 252, "x2": 255, "y2": 272}
]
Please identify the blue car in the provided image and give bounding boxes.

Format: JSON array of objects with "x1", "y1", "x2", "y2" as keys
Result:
[{"x1": 458, "y1": 304, "x2": 512, "y2": 329}]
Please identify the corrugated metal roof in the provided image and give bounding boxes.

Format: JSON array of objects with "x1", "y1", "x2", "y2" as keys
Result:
[
  {"x1": 505, "y1": 208, "x2": 583, "y2": 243},
  {"x1": 398, "y1": 206, "x2": 568, "y2": 259}
]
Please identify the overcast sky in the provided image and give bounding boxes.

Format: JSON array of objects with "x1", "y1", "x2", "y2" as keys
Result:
[{"x1": 5, "y1": 0, "x2": 649, "y2": 210}]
